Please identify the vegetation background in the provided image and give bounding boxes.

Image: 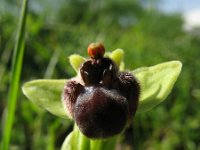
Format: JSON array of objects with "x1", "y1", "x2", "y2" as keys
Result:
[{"x1": 0, "y1": 0, "x2": 200, "y2": 149}]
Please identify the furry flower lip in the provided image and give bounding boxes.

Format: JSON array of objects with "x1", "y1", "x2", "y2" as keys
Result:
[{"x1": 62, "y1": 42, "x2": 140, "y2": 139}]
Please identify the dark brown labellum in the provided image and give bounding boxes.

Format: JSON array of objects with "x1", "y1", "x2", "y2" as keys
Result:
[{"x1": 74, "y1": 87, "x2": 129, "y2": 138}]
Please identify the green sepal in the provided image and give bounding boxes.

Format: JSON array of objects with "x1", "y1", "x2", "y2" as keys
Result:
[
  {"x1": 134, "y1": 61, "x2": 182, "y2": 113},
  {"x1": 22, "y1": 79, "x2": 69, "y2": 119}
]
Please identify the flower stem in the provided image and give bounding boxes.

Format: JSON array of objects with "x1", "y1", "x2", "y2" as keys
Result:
[{"x1": 62, "y1": 124, "x2": 118, "y2": 150}]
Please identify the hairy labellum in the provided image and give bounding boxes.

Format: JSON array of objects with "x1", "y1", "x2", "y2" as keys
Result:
[
  {"x1": 75, "y1": 87, "x2": 128, "y2": 138},
  {"x1": 62, "y1": 43, "x2": 140, "y2": 139}
]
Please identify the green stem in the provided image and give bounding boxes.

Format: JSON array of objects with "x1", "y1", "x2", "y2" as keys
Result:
[
  {"x1": 90, "y1": 140, "x2": 104, "y2": 150},
  {"x1": 61, "y1": 124, "x2": 118, "y2": 150},
  {"x1": 1, "y1": 0, "x2": 28, "y2": 149},
  {"x1": 75, "y1": 124, "x2": 117, "y2": 150},
  {"x1": 73, "y1": 124, "x2": 90, "y2": 150},
  {"x1": 78, "y1": 132, "x2": 90, "y2": 150},
  {"x1": 90, "y1": 136, "x2": 117, "y2": 150}
]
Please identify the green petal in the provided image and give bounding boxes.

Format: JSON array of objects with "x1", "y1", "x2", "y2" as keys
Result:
[
  {"x1": 119, "y1": 61, "x2": 125, "y2": 71},
  {"x1": 69, "y1": 54, "x2": 86, "y2": 72},
  {"x1": 134, "y1": 61, "x2": 182, "y2": 113},
  {"x1": 22, "y1": 79, "x2": 69, "y2": 119},
  {"x1": 109, "y1": 49, "x2": 124, "y2": 66},
  {"x1": 108, "y1": 49, "x2": 125, "y2": 70}
]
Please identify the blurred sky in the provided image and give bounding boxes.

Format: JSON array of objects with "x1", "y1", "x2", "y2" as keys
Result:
[
  {"x1": 158, "y1": 0, "x2": 200, "y2": 13},
  {"x1": 158, "y1": 0, "x2": 200, "y2": 30}
]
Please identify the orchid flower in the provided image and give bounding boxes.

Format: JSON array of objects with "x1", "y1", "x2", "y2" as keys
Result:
[{"x1": 22, "y1": 43, "x2": 182, "y2": 150}]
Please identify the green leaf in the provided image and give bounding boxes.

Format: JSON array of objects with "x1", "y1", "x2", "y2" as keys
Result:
[
  {"x1": 22, "y1": 61, "x2": 182, "y2": 119},
  {"x1": 134, "y1": 61, "x2": 182, "y2": 113},
  {"x1": 2, "y1": 0, "x2": 28, "y2": 149},
  {"x1": 22, "y1": 79, "x2": 69, "y2": 119},
  {"x1": 69, "y1": 54, "x2": 86, "y2": 72}
]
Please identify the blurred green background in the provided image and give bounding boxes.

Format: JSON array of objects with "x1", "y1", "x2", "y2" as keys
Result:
[{"x1": 0, "y1": 0, "x2": 200, "y2": 149}]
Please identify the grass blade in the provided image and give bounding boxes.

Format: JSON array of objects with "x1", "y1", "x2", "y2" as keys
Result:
[{"x1": 1, "y1": 0, "x2": 28, "y2": 149}]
